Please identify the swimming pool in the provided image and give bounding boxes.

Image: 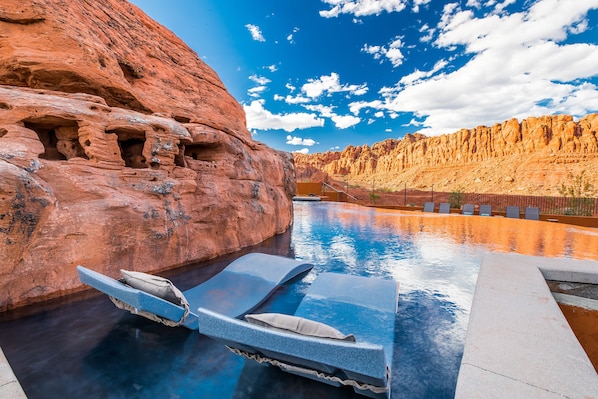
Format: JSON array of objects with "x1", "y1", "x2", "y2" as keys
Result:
[{"x1": 1, "y1": 202, "x2": 597, "y2": 398}]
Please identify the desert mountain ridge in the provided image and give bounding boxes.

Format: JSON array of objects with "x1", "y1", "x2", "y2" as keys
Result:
[{"x1": 294, "y1": 114, "x2": 598, "y2": 197}]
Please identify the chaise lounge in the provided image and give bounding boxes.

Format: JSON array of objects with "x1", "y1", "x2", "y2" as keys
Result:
[
  {"x1": 196, "y1": 272, "x2": 399, "y2": 399},
  {"x1": 423, "y1": 202, "x2": 435, "y2": 212},
  {"x1": 506, "y1": 206, "x2": 520, "y2": 219},
  {"x1": 77, "y1": 253, "x2": 314, "y2": 330},
  {"x1": 462, "y1": 204, "x2": 474, "y2": 215},
  {"x1": 524, "y1": 206, "x2": 540, "y2": 220},
  {"x1": 439, "y1": 202, "x2": 451, "y2": 214},
  {"x1": 478, "y1": 205, "x2": 492, "y2": 216}
]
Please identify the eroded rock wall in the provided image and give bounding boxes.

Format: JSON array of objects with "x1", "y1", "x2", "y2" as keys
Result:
[
  {"x1": 0, "y1": 0, "x2": 295, "y2": 311},
  {"x1": 295, "y1": 114, "x2": 598, "y2": 195}
]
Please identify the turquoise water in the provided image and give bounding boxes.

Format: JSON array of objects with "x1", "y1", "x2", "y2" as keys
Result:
[{"x1": 0, "y1": 202, "x2": 495, "y2": 398}]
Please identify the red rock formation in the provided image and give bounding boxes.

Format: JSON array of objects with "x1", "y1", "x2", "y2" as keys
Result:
[
  {"x1": 295, "y1": 114, "x2": 598, "y2": 195},
  {"x1": 0, "y1": 0, "x2": 295, "y2": 311}
]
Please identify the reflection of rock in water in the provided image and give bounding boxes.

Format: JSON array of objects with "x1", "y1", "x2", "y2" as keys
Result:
[{"x1": 233, "y1": 360, "x2": 358, "y2": 399}]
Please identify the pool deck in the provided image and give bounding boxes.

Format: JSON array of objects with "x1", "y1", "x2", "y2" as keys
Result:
[
  {"x1": 0, "y1": 347, "x2": 26, "y2": 399},
  {"x1": 455, "y1": 252, "x2": 598, "y2": 398},
  {"x1": 2, "y1": 252, "x2": 598, "y2": 399}
]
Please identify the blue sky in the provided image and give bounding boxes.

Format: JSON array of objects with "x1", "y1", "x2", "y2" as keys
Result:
[{"x1": 129, "y1": 0, "x2": 598, "y2": 154}]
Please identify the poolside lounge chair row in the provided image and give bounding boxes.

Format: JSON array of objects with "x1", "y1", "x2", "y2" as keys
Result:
[
  {"x1": 423, "y1": 203, "x2": 540, "y2": 220},
  {"x1": 423, "y1": 202, "x2": 489, "y2": 215}
]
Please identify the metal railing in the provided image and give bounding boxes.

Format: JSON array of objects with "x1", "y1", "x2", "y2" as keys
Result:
[
  {"x1": 395, "y1": 190, "x2": 598, "y2": 216},
  {"x1": 460, "y1": 193, "x2": 598, "y2": 216},
  {"x1": 322, "y1": 182, "x2": 358, "y2": 203}
]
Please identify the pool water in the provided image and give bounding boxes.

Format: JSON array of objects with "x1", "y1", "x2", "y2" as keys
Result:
[{"x1": 1, "y1": 202, "x2": 597, "y2": 399}]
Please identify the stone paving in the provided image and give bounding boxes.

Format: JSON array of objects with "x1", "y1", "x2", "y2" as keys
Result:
[
  {"x1": 455, "y1": 253, "x2": 598, "y2": 398},
  {"x1": 0, "y1": 347, "x2": 26, "y2": 399}
]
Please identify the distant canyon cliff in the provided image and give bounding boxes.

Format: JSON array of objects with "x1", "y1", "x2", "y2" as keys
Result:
[
  {"x1": 295, "y1": 114, "x2": 598, "y2": 196},
  {"x1": 0, "y1": 0, "x2": 295, "y2": 311}
]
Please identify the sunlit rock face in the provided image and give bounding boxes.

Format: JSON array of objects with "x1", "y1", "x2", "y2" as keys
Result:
[
  {"x1": 295, "y1": 114, "x2": 598, "y2": 195},
  {"x1": 0, "y1": 1, "x2": 295, "y2": 311}
]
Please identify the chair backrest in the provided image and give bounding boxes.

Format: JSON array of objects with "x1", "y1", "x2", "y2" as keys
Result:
[
  {"x1": 505, "y1": 206, "x2": 520, "y2": 218},
  {"x1": 439, "y1": 203, "x2": 450, "y2": 214},
  {"x1": 423, "y1": 202, "x2": 435, "y2": 212},
  {"x1": 479, "y1": 205, "x2": 492, "y2": 216},
  {"x1": 524, "y1": 206, "x2": 540, "y2": 220},
  {"x1": 462, "y1": 204, "x2": 474, "y2": 215}
]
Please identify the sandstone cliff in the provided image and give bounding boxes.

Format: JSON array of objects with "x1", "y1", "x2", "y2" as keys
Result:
[
  {"x1": 295, "y1": 114, "x2": 598, "y2": 196},
  {"x1": 0, "y1": 0, "x2": 295, "y2": 311}
]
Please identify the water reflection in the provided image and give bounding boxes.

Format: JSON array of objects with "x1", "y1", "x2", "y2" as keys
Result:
[{"x1": 1, "y1": 202, "x2": 597, "y2": 399}]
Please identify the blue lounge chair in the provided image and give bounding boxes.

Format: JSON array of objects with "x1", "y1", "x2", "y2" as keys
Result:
[
  {"x1": 479, "y1": 205, "x2": 492, "y2": 216},
  {"x1": 439, "y1": 202, "x2": 450, "y2": 214},
  {"x1": 462, "y1": 204, "x2": 474, "y2": 215},
  {"x1": 77, "y1": 253, "x2": 313, "y2": 330},
  {"x1": 197, "y1": 272, "x2": 398, "y2": 399},
  {"x1": 505, "y1": 206, "x2": 520, "y2": 219},
  {"x1": 524, "y1": 206, "x2": 540, "y2": 220},
  {"x1": 423, "y1": 202, "x2": 435, "y2": 212}
]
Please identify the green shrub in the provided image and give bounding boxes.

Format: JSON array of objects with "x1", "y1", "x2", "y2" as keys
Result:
[
  {"x1": 448, "y1": 187, "x2": 465, "y2": 209},
  {"x1": 557, "y1": 171, "x2": 596, "y2": 216}
]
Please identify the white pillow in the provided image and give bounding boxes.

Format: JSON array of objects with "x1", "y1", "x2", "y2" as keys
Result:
[
  {"x1": 121, "y1": 270, "x2": 186, "y2": 306},
  {"x1": 245, "y1": 313, "x2": 356, "y2": 342}
]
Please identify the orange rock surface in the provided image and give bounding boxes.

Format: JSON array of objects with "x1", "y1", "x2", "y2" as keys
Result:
[
  {"x1": 295, "y1": 114, "x2": 598, "y2": 196},
  {"x1": 0, "y1": 0, "x2": 295, "y2": 311}
]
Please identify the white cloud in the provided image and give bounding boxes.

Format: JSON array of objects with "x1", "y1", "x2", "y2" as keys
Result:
[
  {"x1": 361, "y1": 0, "x2": 598, "y2": 136},
  {"x1": 287, "y1": 27, "x2": 300, "y2": 44},
  {"x1": 277, "y1": 94, "x2": 311, "y2": 104},
  {"x1": 320, "y1": 0, "x2": 408, "y2": 18},
  {"x1": 303, "y1": 104, "x2": 336, "y2": 117},
  {"x1": 399, "y1": 59, "x2": 448, "y2": 86},
  {"x1": 244, "y1": 100, "x2": 324, "y2": 132},
  {"x1": 265, "y1": 64, "x2": 278, "y2": 72},
  {"x1": 362, "y1": 36, "x2": 405, "y2": 67},
  {"x1": 286, "y1": 135, "x2": 318, "y2": 146},
  {"x1": 245, "y1": 24, "x2": 265, "y2": 42},
  {"x1": 332, "y1": 114, "x2": 361, "y2": 129},
  {"x1": 249, "y1": 75, "x2": 271, "y2": 85},
  {"x1": 294, "y1": 148, "x2": 310, "y2": 154},
  {"x1": 412, "y1": 0, "x2": 431, "y2": 13},
  {"x1": 301, "y1": 73, "x2": 368, "y2": 98},
  {"x1": 247, "y1": 86, "x2": 267, "y2": 98}
]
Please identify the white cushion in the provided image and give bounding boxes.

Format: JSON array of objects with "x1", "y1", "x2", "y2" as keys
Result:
[
  {"x1": 121, "y1": 270, "x2": 186, "y2": 306},
  {"x1": 245, "y1": 313, "x2": 356, "y2": 342}
]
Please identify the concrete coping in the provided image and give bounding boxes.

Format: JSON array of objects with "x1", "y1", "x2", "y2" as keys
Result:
[
  {"x1": 0, "y1": 347, "x2": 27, "y2": 399},
  {"x1": 455, "y1": 253, "x2": 598, "y2": 398}
]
